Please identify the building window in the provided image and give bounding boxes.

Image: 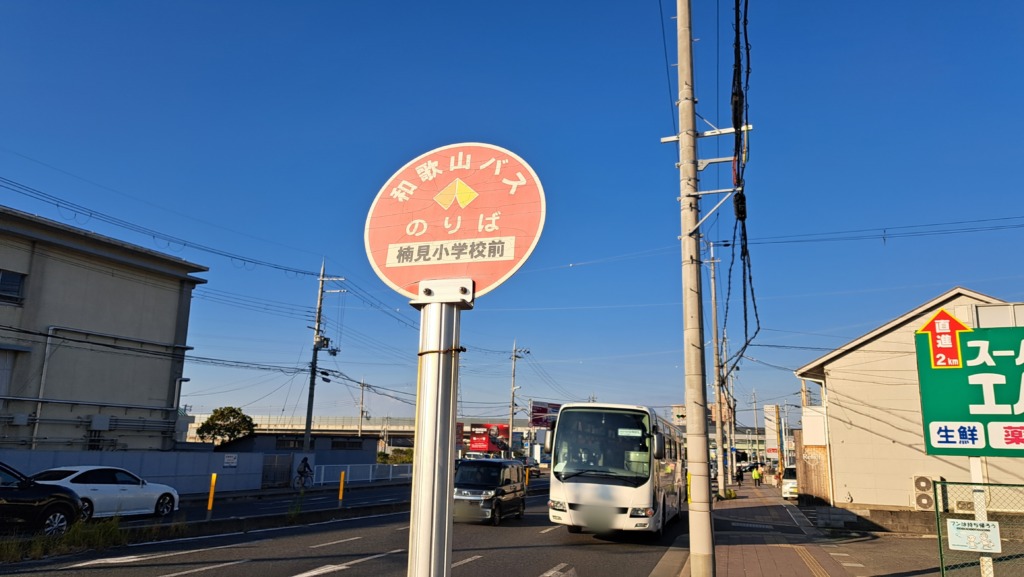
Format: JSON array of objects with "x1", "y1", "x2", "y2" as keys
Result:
[
  {"x1": 331, "y1": 439, "x2": 364, "y2": 450},
  {"x1": 276, "y1": 438, "x2": 304, "y2": 450},
  {"x1": 0, "y1": 270, "x2": 26, "y2": 304},
  {"x1": 0, "y1": 350, "x2": 11, "y2": 397}
]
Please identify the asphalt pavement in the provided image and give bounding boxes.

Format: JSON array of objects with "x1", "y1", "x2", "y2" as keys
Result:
[{"x1": 156, "y1": 475, "x2": 955, "y2": 577}]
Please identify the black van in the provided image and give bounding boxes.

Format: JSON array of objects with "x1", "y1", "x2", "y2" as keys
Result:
[{"x1": 453, "y1": 458, "x2": 526, "y2": 525}]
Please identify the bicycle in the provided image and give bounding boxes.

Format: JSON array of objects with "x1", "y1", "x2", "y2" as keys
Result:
[{"x1": 292, "y1": 471, "x2": 314, "y2": 490}]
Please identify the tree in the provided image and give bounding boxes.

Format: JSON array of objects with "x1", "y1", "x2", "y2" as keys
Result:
[
  {"x1": 197, "y1": 406, "x2": 256, "y2": 445},
  {"x1": 378, "y1": 449, "x2": 413, "y2": 464}
]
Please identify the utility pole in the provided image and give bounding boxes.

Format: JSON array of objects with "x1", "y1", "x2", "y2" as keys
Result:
[
  {"x1": 509, "y1": 340, "x2": 528, "y2": 458},
  {"x1": 782, "y1": 405, "x2": 790, "y2": 468},
  {"x1": 751, "y1": 389, "x2": 759, "y2": 462},
  {"x1": 303, "y1": 261, "x2": 344, "y2": 452},
  {"x1": 358, "y1": 380, "x2": 366, "y2": 437},
  {"x1": 728, "y1": 367, "x2": 738, "y2": 482},
  {"x1": 676, "y1": 0, "x2": 714, "y2": 572},
  {"x1": 709, "y1": 242, "x2": 726, "y2": 498}
]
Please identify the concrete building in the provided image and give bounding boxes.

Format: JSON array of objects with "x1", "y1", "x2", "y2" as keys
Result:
[
  {"x1": 0, "y1": 206, "x2": 206, "y2": 451},
  {"x1": 794, "y1": 287, "x2": 1024, "y2": 530}
]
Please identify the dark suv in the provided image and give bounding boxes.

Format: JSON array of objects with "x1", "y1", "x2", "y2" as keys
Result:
[
  {"x1": 0, "y1": 461, "x2": 82, "y2": 536},
  {"x1": 453, "y1": 458, "x2": 526, "y2": 525}
]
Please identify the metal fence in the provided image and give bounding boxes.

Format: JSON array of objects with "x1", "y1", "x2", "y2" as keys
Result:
[
  {"x1": 315, "y1": 464, "x2": 413, "y2": 486},
  {"x1": 936, "y1": 481, "x2": 1024, "y2": 576}
]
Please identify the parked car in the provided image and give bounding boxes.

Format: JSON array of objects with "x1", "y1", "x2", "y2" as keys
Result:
[
  {"x1": 32, "y1": 466, "x2": 178, "y2": 521},
  {"x1": 0, "y1": 461, "x2": 82, "y2": 536},
  {"x1": 453, "y1": 458, "x2": 526, "y2": 525},
  {"x1": 518, "y1": 457, "x2": 541, "y2": 478},
  {"x1": 781, "y1": 467, "x2": 798, "y2": 500}
]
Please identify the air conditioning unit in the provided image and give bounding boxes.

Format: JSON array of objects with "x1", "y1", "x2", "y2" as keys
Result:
[{"x1": 912, "y1": 475, "x2": 945, "y2": 511}]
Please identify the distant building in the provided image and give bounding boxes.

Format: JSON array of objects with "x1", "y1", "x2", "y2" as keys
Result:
[
  {"x1": 0, "y1": 206, "x2": 206, "y2": 451},
  {"x1": 217, "y1": 432, "x2": 379, "y2": 466}
]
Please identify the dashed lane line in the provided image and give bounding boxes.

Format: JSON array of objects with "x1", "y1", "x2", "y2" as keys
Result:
[
  {"x1": 309, "y1": 536, "x2": 362, "y2": 549},
  {"x1": 292, "y1": 549, "x2": 405, "y2": 577},
  {"x1": 452, "y1": 555, "x2": 482, "y2": 568}
]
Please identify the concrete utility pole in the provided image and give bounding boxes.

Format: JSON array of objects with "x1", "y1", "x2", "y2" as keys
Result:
[
  {"x1": 751, "y1": 389, "x2": 759, "y2": 461},
  {"x1": 728, "y1": 368, "x2": 738, "y2": 482},
  {"x1": 303, "y1": 261, "x2": 344, "y2": 452},
  {"x1": 709, "y1": 243, "x2": 726, "y2": 498},
  {"x1": 358, "y1": 380, "x2": 366, "y2": 437},
  {"x1": 675, "y1": 0, "x2": 715, "y2": 573},
  {"x1": 508, "y1": 340, "x2": 528, "y2": 458}
]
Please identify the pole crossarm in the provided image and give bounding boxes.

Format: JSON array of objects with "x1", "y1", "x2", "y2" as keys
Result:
[
  {"x1": 687, "y1": 188, "x2": 741, "y2": 237},
  {"x1": 697, "y1": 157, "x2": 735, "y2": 171},
  {"x1": 697, "y1": 124, "x2": 753, "y2": 138}
]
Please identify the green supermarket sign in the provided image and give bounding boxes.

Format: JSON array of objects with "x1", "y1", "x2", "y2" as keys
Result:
[{"x1": 915, "y1": 309, "x2": 1024, "y2": 457}]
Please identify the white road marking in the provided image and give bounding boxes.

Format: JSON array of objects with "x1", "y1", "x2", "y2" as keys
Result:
[
  {"x1": 540, "y1": 526, "x2": 560, "y2": 534},
  {"x1": 71, "y1": 542, "x2": 258, "y2": 567},
  {"x1": 452, "y1": 555, "x2": 482, "y2": 568},
  {"x1": 310, "y1": 536, "x2": 362, "y2": 549},
  {"x1": 292, "y1": 549, "x2": 405, "y2": 576},
  {"x1": 541, "y1": 563, "x2": 569, "y2": 576},
  {"x1": 158, "y1": 560, "x2": 249, "y2": 577}
]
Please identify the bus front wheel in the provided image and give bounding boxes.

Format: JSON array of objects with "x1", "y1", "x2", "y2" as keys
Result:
[{"x1": 567, "y1": 525, "x2": 582, "y2": 534}]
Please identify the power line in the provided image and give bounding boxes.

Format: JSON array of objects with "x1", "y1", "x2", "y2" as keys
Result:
[{"x1": 1, "y1": 175, "x2": 319, "y2": 277}]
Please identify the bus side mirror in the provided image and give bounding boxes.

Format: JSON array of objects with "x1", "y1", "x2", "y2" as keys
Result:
[
  {"x1": 543, "y1": 430, "x2": 552, "y2": 454},
  {"x1": 653, "y1": 433, "x2": 665, "y2": 460}
]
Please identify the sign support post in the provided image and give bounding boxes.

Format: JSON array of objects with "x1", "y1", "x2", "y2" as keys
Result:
[
  {"x1": 969, "y1": 456, "x2": 994, "y2": 577},
  {"x1": 407, "y1": 279, "x2": 473, "y2": 577}
]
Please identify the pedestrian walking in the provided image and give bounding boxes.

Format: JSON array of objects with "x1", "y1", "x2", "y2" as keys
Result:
[
  {"x1": 752, "y1": 466, "x2": 762, "y2": 487},
  {"x1": 735, "y1": 467, "x2": 744, "y2": 486}
]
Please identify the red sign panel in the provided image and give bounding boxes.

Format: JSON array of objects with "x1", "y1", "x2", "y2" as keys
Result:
[
  {"x1": 916, "y1": 309, "x2": 972, "y2": 369},
  {"x1": 530, "y1": 401, "x2": 561, "y2": 427},
  {"x1": 468, "y1": 423, "x2": 509, "y2": 453},
  {"x1": 365, "y1": 142, "x2": 546, "y2": 299}
]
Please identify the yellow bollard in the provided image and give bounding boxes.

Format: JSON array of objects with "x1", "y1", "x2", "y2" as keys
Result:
[
  {"x1": 206, "y1": 473, "x2": 217, "y2": 520},
  {"x1": 338, "y1": 471, "x2": 346, "y2": 507}
]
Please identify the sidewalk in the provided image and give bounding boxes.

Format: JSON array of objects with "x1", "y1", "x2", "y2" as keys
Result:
[{"x1": 678, "y1": 481, "x2": 945, "y2": 577}]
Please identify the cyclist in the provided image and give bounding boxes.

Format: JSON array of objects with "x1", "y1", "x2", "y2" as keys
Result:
[{"x1": 297, "y1": 457, "x2": 313, "y2": 481}]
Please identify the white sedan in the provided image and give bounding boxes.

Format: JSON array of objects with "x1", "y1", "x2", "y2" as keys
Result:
[{"x1": 32, "y1": 466, "x2": 178, "y2": 521}]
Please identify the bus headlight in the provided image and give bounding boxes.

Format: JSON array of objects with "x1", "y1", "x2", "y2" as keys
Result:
[
  {"x1": 548, "y1": 500, "x2": 567, "y2": 511},
  {"x1": 480, "y1": 490, "x2": 496, "y2": 499},
  {"x1": 629, "y1": 507, "x2": 655, "y2": 518}
]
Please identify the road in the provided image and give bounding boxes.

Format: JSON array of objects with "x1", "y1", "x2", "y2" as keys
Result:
[
  {"x1": 121, "y1": 482, "x2": 417, "y2": 526},
  {"x1": 6, "y1": 494, "x2": 689, "y2": 577}
]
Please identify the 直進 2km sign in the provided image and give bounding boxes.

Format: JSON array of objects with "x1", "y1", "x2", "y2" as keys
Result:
[{"x1": 365, "y1": 142, "x2": 545, "y2": 300}]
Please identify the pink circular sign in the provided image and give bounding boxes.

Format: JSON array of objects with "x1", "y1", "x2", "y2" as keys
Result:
[{"x1": 365, "y1": 142, "x2": 545, "y2": 299}]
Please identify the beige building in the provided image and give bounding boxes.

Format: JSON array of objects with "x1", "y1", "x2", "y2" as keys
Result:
[
  {"x1": 795, "y1": 287, "x2": 1024, "y2": 528},
  {"x1": 0, "y1": 206, "x2": 206, "y2": 451}
]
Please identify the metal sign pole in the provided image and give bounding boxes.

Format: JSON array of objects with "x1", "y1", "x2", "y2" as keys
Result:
[{"x1": 407, "y1": 279, "x2": 472, "y2": 577}]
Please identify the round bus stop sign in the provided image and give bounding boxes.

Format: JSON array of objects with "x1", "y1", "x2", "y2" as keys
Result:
[{"x1": 365, "y1": 142, "x2": 545, "y2": 299}]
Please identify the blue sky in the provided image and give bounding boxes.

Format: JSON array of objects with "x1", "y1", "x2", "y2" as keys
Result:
[{"x1": 2, "y1": 2, "x2": 1023, "y2": 428}]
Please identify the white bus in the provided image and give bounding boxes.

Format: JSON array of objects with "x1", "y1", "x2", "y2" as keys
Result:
[{"x1": 545, "y1": 403, "x2": 685, "y2": 536}]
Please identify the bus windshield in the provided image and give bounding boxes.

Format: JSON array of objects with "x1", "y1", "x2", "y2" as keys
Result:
[{"x1": 551, "y1": 408, "x2": 652, "y2": 486}]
